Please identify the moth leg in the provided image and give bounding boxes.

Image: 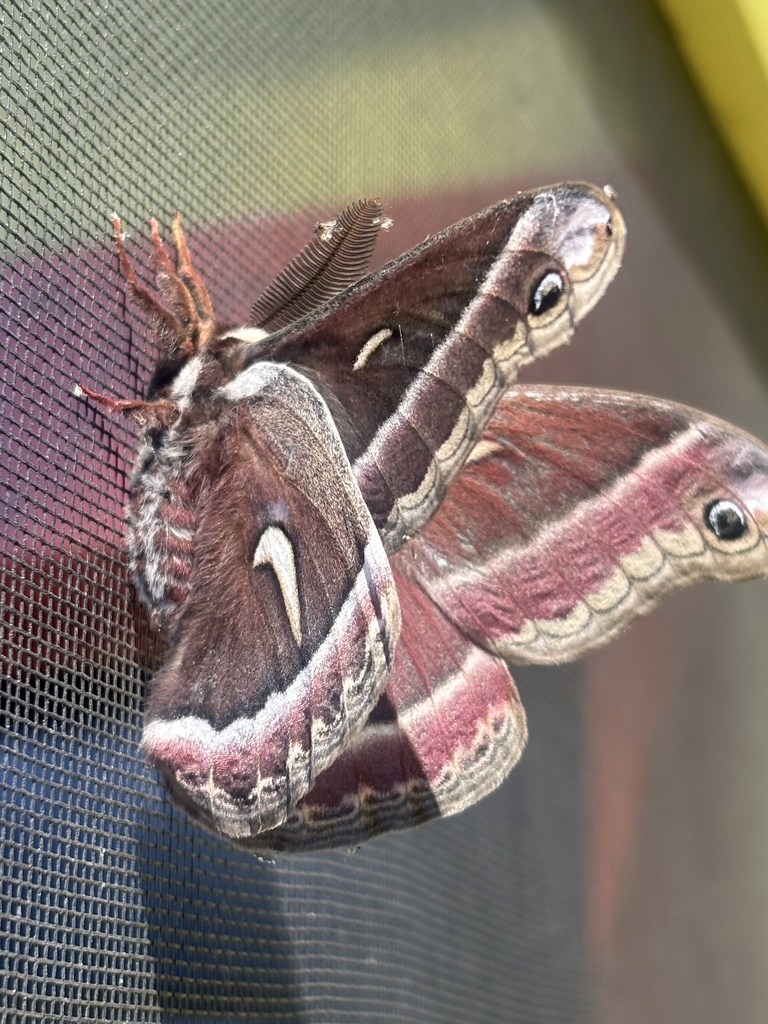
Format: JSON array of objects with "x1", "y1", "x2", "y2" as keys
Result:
[
  {"x1": 112, "y1": 215, "x2": 193, "y2": 358},
  {"x1": 76, "y1": 382, "x2": 179, "y2": 426},
  {"x1": 171, "y1": 212, "x2": 215, "y2": 348},
  {"x1": 149, "y1": 218, "x2": 203, "y2": 352}
]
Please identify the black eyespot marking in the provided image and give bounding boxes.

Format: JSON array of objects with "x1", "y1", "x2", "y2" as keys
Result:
[
  {"x1": 704, "y1": 499, "x2": 748, "y2": 540},
  {"x1": 529, "y1": 271, "x2": 564, "y2": 316}
]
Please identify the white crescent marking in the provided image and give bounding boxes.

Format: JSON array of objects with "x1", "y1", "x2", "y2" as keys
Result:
[
  {"x1": 353, "y1": 328, "x2": 393, "y2": 371},
  {"x1": 253, "y1": 525, "x2": 303, "y2": 646}
]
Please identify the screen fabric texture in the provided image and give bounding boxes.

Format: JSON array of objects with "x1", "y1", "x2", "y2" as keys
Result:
[{"x1": 2, "y1": 1, "x2": 768, "y2": 1022}]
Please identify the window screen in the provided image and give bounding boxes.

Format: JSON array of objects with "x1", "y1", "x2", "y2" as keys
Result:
[{"x1": 3, "y1": 1, "x2": 768, "y2": 1021}]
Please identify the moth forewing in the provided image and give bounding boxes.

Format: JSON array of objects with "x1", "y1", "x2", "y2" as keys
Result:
[
  {"x1": 260, "y1": 183, "x2": 627, "y2": 553},
  {"x1": 139, "y1": 363, "x2": 401, "y2": 837}
]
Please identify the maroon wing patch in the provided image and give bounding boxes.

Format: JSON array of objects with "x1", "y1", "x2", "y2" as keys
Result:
[
  {"x1": 405, "y1": 385, "x2": 768, "y2": 665},
  {"x1": 246, "y1": 568, "x2": 525, "y2": 852}
]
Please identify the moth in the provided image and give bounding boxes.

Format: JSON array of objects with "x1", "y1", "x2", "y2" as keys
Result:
[{"x1": 81, "y1": 184, "x2": 768, "y2": 853}]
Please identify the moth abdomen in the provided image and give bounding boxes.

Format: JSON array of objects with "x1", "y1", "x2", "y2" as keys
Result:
[{"x1": 128, "y1": 449, "x2": 201, "y2": 624}]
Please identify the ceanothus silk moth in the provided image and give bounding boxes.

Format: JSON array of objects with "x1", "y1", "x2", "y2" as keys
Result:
[{"x1": 81, "y1": 183, "x2": 768, "y2": 853}]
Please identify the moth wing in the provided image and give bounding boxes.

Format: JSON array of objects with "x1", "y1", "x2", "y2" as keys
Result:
[
  {"x1": 243, "y1": 567, "x2": 526, "y2": 852},
  {"x1": 402, "y1": 384, "x2": 768, "y2": 665},
  {"x1": 242, "y1": 383, "x2": 768, "y2": 852},
  {"x1": 256, "y1": 183, "x2": 626, "y2": 549},
  {"x1": 142, "y1": 363, "x2": 401, "y2": 839}
]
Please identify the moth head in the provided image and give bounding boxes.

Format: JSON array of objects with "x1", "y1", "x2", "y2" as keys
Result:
[{"x1": 144, "y1": 354, "x2": 193, "y2": 399}]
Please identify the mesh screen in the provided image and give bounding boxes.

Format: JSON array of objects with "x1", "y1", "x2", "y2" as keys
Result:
[{"x1": 3, "y1": 0, "x2": 768, "y2": 1021}]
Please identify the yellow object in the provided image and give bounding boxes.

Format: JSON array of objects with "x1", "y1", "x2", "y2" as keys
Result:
[{"x1": 657, "y1": 0, "x2": 768, "y2": 230}]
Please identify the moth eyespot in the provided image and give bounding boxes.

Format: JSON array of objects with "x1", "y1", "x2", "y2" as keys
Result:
[
  {"x1": 704, "y1": 499, "x2": 748, "y2": 540},
  {"x1": 529, "y1": 271, "x2": 564, "y2": 316}
]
